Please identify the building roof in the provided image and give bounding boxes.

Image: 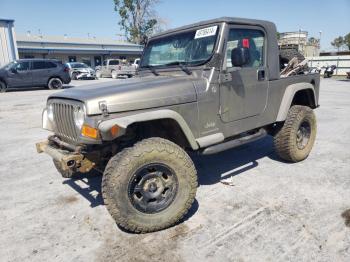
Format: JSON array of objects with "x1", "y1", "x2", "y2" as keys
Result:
[
  {"x1": 16, "y1": 34, "x2": 140, "y2": 47},
  {"x1": 0, "y1": 18, "x2": 15, "y2": 23},
  {"x1": 16, "y1": 34, "x2": 143, "y2": 55}
]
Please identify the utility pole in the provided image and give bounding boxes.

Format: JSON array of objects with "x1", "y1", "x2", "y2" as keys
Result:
[{"x1": 298, "y1": 28, "x2": 301, "y2": 52}]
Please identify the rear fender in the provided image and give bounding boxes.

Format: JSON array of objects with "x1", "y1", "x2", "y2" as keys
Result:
[{"x1": 276, "y1": 82, "x2": 316, "y2": 121}]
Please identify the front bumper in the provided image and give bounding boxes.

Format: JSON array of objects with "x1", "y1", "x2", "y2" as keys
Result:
[{"x1": 36, "y1": 139, "x2": 95, "y2": 173}]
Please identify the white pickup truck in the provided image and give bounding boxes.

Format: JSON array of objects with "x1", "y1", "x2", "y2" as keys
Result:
[{"x1": 95, "y1": 59, "x2": 137, "y2": 79}]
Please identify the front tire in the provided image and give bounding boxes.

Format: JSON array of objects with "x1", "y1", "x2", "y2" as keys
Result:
[
  {"x1": 48, "y1": 78, "x2": 63, "y2": 90},
  {"x1": 102, "y1": 137, "x2": 198, "y2": 233},
  {"x1": 95, "y1": 70, "x2": 101, "y2": 79},
  {"x1": 274, "y1": 105, "x2": 317, "y2": 162},
  {"x1": 71, "y1": 72, "x2": 78, "y2": 80},
  {"x1": 111, "y1": 70, "x2": 118, "y2": 79}
]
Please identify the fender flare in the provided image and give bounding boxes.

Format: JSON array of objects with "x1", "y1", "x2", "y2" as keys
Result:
[
  {"x1": 98, "y1": 109, "x2": 199, "y2": 150},
  {"x1": 276, "y1": 83, "x2": 316, "y2": 122}
]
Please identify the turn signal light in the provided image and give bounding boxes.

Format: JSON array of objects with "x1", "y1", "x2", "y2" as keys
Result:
[
  {"x1": 81, "y1": 125, "x2": 98, "y2": 139},
  {"x1": 110, "y1": 125, "x2": 119, "y2": 137}
]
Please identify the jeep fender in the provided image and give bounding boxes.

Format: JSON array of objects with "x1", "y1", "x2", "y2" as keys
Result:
[
  {"x1": 98, "y1": 109, "x2": 199, "y2": 150},
  {"x1": 276, "y1": 83, "x2": 316, "y2": 122}
]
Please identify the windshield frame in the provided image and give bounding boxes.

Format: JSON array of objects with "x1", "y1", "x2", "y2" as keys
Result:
[{"x1": 139, "y1": 23, "x2": 221, "y2": 70}]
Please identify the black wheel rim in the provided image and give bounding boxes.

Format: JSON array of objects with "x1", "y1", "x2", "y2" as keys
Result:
[
  {"x1": 296, "y1": 120, "x2": 311, "y2": 150},
  {"x1": 51, "y1": 79, "x2": 62, "y2": 89},
  {"x1": 128, "y1": 163, "x2": 178, "y2": 214}
]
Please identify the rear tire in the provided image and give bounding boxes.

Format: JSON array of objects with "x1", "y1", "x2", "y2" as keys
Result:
[
  {"x1": 48, "y1": 77, "x2": 63, "y2": 90},
  {"x1": 274, "y1": 105, "x2": 317, "y2": 162},
  {"x1": 0, "y1": 81, "x2": 7, "y2": 93},
  {"x1": 102, "y1": 137, "x2": 198, "y2": 233}
]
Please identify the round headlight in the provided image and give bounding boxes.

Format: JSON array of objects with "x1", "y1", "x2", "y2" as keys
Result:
[
  {"x1": 73, "y1": 106, "x2": 85, "y2": 129},
  {"x1": 47, "y1": 104, "x2": 54, "y2": 122}
]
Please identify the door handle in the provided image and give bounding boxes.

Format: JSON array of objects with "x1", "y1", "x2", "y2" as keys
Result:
[{"x1": 257, "y1": 69, "x2": 265, "y2": 81}]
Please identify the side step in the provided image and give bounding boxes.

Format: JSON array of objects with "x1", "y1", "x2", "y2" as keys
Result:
[{"x1": 201, "y1": 128, "x2": 267, "y2": 155}]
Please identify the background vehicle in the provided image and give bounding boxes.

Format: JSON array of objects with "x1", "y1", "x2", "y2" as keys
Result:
[
  {"x1": 65, "y1": 62, "x2": 96, "y2": 80},
  {"x1": 0, "y1": 59, "x2": 70, "y2": 92},
  {"x1": 132, "y1": 58, "x2": 140, "y2": 69},
  {"x1": 95, "y1": 59, "x2": 137, "y2": 79},
  {"x1": 323, "y1": 65, "x2": 337, "y2": 78},
  {"x1": 37, "y1": 17, "x2": 320, "y2": 233}
]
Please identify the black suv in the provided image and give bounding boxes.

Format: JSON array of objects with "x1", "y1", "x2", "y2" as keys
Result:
[{"x1": 0, "y1": 59, "x2": 71, "y2": 92}]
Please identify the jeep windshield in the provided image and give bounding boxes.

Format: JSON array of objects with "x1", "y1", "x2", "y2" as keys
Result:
[{"x1": 140, "y1": 25, "x2": 219, "y2": 68}]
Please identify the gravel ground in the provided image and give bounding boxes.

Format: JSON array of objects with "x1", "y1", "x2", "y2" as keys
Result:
[{"x1": 0, "y1": 78, "x2": 349, "y2": 262}]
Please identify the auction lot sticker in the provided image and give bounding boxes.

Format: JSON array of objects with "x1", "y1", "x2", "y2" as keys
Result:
[{"x1": 195, "y1": 26, "x2": 218, "y2": 39}]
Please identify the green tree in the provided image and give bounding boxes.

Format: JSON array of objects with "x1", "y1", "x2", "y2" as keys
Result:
[
  {"x1": 308, "y1": 37, "x2": 318, "y2": 45},
  {"x1": 113, "y1": 0, "x2": 159, "y2": 45},
  {"x1": 344, "y1": 33, "x2": 350, "y2": 50},
  {"x1": 331, "y1": 36, "x2": 344, "y2": 51}
]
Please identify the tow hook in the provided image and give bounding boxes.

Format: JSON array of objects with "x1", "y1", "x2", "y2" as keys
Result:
[{"x1": 36, "y1": 140, "x2": 95, "y2": 173}]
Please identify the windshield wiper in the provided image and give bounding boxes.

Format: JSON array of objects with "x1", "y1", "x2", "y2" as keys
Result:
[
  {"x1": 142, "y1": 65, "x2": 159, "y2": 76},
  {"x1": 163, "y1": 61, "x2": 192, "y2": 75}
]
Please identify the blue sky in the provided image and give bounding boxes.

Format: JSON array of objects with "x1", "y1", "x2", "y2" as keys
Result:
[{"x1": 1, "y1": 0, "x2": 349, "y2": 51}]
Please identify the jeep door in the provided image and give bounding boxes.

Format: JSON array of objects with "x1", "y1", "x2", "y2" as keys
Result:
[
  {"x1": 220, "y1": 26, "x2": 268, "y2": 123},
  {"x1": 6, "y1": 61, "x2": 32, "y2": 88}
]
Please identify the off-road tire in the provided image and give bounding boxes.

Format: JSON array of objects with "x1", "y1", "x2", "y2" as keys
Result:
[
  {"x1": 274, "y1": 105, "x2": 317, "y2": 162},
  {"x1": 102, "y1": 137, "x2": 198, "y2": 233},
  {"x1": 48, "y1": 77, "x2": 63, "y2": 90},
  {"x1": 279, "y1": 49, "x2": 306, "y2": 70},
  {"x1": 53, "y1": 160, "x2": 81, "y2": 178},
  {"x1": 0, "y1": 81, "x2": 7, "y2": 93}
]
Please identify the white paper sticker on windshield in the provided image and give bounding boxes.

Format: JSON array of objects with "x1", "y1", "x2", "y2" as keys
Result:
[{"x1": 194, "y1": 26, "x2": 218, "y2": 39}]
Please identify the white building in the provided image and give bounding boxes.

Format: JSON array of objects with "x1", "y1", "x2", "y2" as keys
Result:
[
  {"x1": 278, "y1": 31, "x2": 320, "y2": 57},
  {"x1": 0, "y1": 18, "x2": 18, "y2": 67}
]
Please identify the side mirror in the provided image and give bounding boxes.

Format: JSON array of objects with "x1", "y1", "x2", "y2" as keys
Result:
[
  {"x1": 231, "y1": 47, "x2": 250, "y2": 67},
  {"x1": 10, "y1": 67, "x2": 18, "y2": 74}
]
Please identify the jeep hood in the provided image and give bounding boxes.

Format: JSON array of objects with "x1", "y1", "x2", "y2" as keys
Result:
[{"x1": 49, "y1": 76, "x2": 197, "y2": 115}]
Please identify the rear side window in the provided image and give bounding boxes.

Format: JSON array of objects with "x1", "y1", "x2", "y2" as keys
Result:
[
  {"x1": 109, "y1": 60, "x2": 119, "y2": 65},
  {"x1": 33, "y1": 61, "x2": 57, "y2": 69},
  {"x1": 45, "y1": 61, "x2": 57, "y2": 68}
]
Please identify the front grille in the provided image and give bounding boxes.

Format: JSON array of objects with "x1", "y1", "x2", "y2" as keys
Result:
[{"x1": 50, "y1": 100, "x2": 80, "y2": 143}]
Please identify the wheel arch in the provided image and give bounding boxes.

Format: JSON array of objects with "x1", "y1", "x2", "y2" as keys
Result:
[
  {"x1": 0, "y1": 77, "x2": 8, "y2": 86},
  {"x1": 98, "y1": 109, "x2": 199, "y2": 150},
  {"x1": 276, "y1": 83, "x2": 316, "y2": 122},
  {"x1": 47, "y1": 76, "x2": 63, "y2": 85}
]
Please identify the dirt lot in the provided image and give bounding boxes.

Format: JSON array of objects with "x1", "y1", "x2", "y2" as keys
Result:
[{"x1": 0, "y1": 78, "x2": 349, "y2": 262}]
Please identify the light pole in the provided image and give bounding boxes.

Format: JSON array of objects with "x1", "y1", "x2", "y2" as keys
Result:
[
  {"x1": 318, "y1": 30, "x2": 322, "y2": 50},
  {"x1": 298, "y1": 28, "x2": 302, "y2": 52}
]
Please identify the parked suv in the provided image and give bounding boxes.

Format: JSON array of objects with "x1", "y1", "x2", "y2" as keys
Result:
[{"x1": 0, "y1": 59, "x2": 71, "y2": 92}]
